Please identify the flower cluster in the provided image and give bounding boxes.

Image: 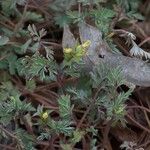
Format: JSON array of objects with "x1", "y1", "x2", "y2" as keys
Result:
[{"x1": 63, "y1": 40, "x2": 91, "y2": 63}]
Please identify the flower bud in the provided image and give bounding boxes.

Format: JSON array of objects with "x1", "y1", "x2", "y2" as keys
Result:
[
  {"x1": 81, "y1": 40, "x2": 91, "y2": 49},
  {"x1": 64, "y1": 48, "x2": 73, "y2": 54},
  {"x1": 41, "y1": 111, "x2": 48, "y2": 120}
]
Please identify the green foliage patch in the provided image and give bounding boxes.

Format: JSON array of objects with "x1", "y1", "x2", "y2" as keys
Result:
[{"x1": 0, "y1": 0, "x2": 144, "y2": 149}]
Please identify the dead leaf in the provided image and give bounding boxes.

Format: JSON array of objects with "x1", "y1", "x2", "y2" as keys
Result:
[
  {"x1": 62, "y1": 25, "x2": 76, "y2": 49},
  {"x1": 130, "y1": 41, "x2": 150, "y2": 59}
]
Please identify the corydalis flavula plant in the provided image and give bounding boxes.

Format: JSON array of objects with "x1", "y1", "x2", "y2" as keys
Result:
[
  {"x1": 62, "y1": 22, "x2": 134, "y2": 127},
  {"x1": 0, "y1": 25, "x2": 133, "y2": 149},
  {"x1": 0, "y1": 0, "x2": 146, "y2": 149},
  {"x1": 63, "y1": 40, "x2": 91, "y2": 63}
]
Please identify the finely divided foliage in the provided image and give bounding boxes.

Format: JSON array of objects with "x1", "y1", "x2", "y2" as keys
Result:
[{"x1": 0, "y1": 0, "x2": 147, "y2": 149}]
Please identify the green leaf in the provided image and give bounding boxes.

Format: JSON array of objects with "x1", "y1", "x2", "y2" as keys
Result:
[
  {"x1": 54, "y1": 14, "x2": 71, "y2": 27},
  {"x1": 91, "y1": 7, "x2": 115, "y2": 34},
  {"x1": 90, "y1": 139, "x2": 97, "y2": 150},
  {"x1": 16, "y1": 0, "x2": 27, "y2": 5},
  {"x1": 20, "y1": 39, "x2": 32, "y2": 53},
  {"x1": 37, "y1": 132, "x2": 50, "y2": 141},
  {"x1": 26, "y1": 79, "x2": 36, "y2": 91},
  {"x1": 0, "y1": 105, "x2": 13, "y2": 125},
  {"x1": 49, "y1": 120, "x2": 74, "y2": 136},
  {"x1": 15, "y1": 129, "x2": 35, "y2": 150},
  {"x1": 0, "y1": 36, "x2": 9, "y2": 46},
  {"x1": 127, "y1": 11, "x2": 145, "y2": 20},
  {"x1": 58, "y1": 95, "x2": 71, "y2": 120},
  {"x1": 60, "y1": 144, "x2": 72, "y2": 150},
  {"x1": 1, "y1": 0, "x2": 16, "y2": 16},
  {"x1": 106, "y1": 39, "x2": 121, "y2": 54},
  {"x1": 50, "y1": 0, "x2": 76, "y2": 12},
  {"x1": 10, "y1": 95, "x2": 35, "y2": 112},
  {"x1": 78, "y1": 0, "x2": 105, "y2": 5},
  {"x1": 0, "y1": 82, "x2": 20, "y2": 104},
  {"x1": 30, "y1": 42, "x2": 40, "y2": 52},
  {"x1": 17, "y1": 53, "x2": 57, "y2": 81},
  {"x1": 70, "y1": 130, "x2": 85, "y2": 144},
  {"x1": 25, "y1": 11, "x2": 44, "y2": 22},
  {"x1": 7, "y1": 54, "x2": 17, "y2": 75},
  {"x1": 106, "y1": 67, "x2": 125, "y2": 88}
]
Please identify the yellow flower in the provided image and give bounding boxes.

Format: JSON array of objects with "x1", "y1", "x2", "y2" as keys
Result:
[
  {"x1": 41, "y1": 111, "x2": 48, "y2": 120},
  {"x1": 64, "y1": 48, "x2": 73, "y2": 54},
  {"x1": 114, "y1": 106, "x2": 124, "y2": 115},
  {"x1": 81, "y1": 40, "x2": 91, "y2": 49},
  {"x1": 75, "y1": 44, "x2": 87, "y2": 58}
]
